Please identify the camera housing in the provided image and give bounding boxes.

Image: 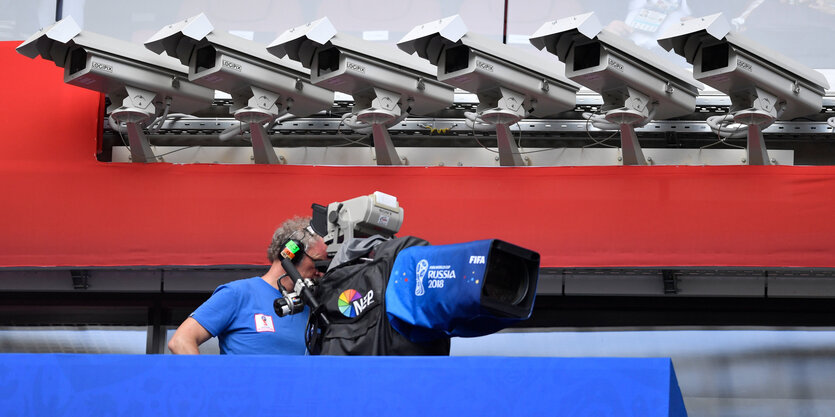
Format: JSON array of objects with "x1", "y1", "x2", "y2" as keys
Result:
[
  {"x1": 311, "y1": 191, "x2": 404, "y2": 258},
  {"x1": 530, "y1": 12, "x2": 703, "y2": 165},
  {"x1": 658, "y1": 13, "x2": 829, "y2": 164},
  {"x1": 267, "y1": 17, "x2": 455, "y2": 165},
  {"x1": 398, "y1": 15, "x2": 579, "y2": 166},
  {"x1": 145, "y1": 14, "x2": 335, "y2": 164},
  {"x1": 17, "y1": 17, "x2": 215, "y2": 163},
  {"x1": 386, "y1": 238, "x2": 540, "y2": 342}
]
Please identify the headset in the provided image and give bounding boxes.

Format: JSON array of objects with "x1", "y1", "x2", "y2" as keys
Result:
[
  {"x1": 281, "y1": 225, "x2": 330, "y2": 272},
  {"x1": 281, "y1": 236, "x2": 307, "y2": 266},
  {"x1": 275, "y1": 225, "x2": 330, "y2": 323}
]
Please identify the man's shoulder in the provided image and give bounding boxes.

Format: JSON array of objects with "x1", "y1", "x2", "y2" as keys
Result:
[
  {"x1": 212, "y1": 277, "x2": 262, "y2": 294},
  {"x1": 224, "y1": 276, "x2": 262, "y2": 287}
]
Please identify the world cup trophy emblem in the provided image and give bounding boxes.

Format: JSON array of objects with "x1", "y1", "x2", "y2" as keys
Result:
[{"x1": 415, "y1": 259, "x2": 428, "y2": 296}]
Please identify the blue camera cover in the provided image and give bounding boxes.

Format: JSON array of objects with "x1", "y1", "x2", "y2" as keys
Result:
[{"x1": 386, "y1": 239, "x2": 526, "y2": 342}]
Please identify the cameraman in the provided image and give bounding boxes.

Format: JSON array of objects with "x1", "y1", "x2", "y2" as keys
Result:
[{"x1": 168, "y1": 217, "x2": 329, "y2": 354}]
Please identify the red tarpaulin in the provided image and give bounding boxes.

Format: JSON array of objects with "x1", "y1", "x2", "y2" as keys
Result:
[{"x1": 2, "y1": 41, "x2": 835, "y2": 269}]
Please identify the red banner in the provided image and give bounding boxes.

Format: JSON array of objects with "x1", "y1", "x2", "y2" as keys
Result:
[{"x1": 2, "y1": 41, "x2": 835, "y2": 269}]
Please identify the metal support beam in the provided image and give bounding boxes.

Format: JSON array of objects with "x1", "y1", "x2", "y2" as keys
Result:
[
  {"x1": 746, "y1": 124, "x2": 771, "y2": 165},
  {"x1": 496, "y1": 123, "x2": 524, "y2": 166},
  {"x1": 619, "y1": 124, "x2": 648, "y2": 165},
  {"x1": 124, "y1": 122, "x2": 157, "y2": 163},
  {"x1": 371, "y1": 124, "x2": 402, "y2": 165},
  {"x1": 249, "y1": 122, "x2": 280, "y2": 164}
]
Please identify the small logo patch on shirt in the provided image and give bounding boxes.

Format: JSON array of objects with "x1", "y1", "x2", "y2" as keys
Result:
[{"x1": 254, "y1": 314, "x2": 275, "y2": 332}]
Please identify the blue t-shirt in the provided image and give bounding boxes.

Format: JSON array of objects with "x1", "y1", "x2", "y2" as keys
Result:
[{"x1": 191, "y1": 277, "x2": 308, "y2": 355}]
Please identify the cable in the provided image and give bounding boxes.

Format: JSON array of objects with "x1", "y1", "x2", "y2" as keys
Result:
[
  {"x1": 115, "y1": 128, "x2": 131, "y2": 155},
  {"x1": 468, "y1": 110, "x2": 576, "y2": 156},
  {"x1": 342, "y1": 111, "x2": 409, "y2": 134},
  {"x1": 219, "y1": 121, "x2": 248, "y2": 141},
  {"x1": 219, "y1": 112, "x2": 296, "y2": 142},
  {"x1": 147, "y1": 97, "x2": 172, "y2": 134},
  {"x1": 705, "y1": 114, "x2": 749, "y2": 139},
  {"x1": 154, "y1": 146, "x2": 195, "y2": 158},
  {"x1": 334, "y1": 113, "x2": 372, "y2": 147},
  {"x1": 108, "y1": 114, "x2": 128, "y2": 134},
  {"x1": 581, "y1": 109, "x2": 619, "y2": 149}
]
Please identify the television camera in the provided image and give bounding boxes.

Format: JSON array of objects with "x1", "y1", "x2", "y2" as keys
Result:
[{"x1": 273, "y1": 191, "x2": 540, "y2": 355}]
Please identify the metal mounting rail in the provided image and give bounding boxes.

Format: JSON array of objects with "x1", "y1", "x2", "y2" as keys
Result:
[{"x1": 107, "y1": 117, "x2": 835, "y2": 137}]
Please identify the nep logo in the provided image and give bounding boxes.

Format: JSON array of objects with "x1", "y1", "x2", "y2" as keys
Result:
[{"x1": 337, "y1": 289, "x2": 374, "y2": 318}]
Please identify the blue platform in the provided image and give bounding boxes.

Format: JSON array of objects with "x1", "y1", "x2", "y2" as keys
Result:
[{"x1": 0, "y1": 354, "x2": 686, "y2": 416}]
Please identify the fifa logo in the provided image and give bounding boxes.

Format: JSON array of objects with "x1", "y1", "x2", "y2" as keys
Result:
[
  {"x1": 469, "y1": 256, "x2": 485, "y2": 264},
  {"x1": 415, "y1": 259, "x2": 428, "y2": 296}
]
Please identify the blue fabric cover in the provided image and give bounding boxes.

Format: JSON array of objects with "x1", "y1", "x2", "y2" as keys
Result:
[
  {"x1": 191, "y1": 277, "x2": 308, "y2": 354},
  {"x1": 386, "y1": 240, "x2": 528, "y2": 342},
  {"x1": 0, "y1": 354, "x2": 688, "y2": 417}
]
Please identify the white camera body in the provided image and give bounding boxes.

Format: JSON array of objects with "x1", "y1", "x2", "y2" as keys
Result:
[
  {"x1": 267, "y1": 17, "x2": 453, "y2": 116},
  {"x1": 398, "y1": 15, "x2": 579, "y2": 118},
  {"x1": 145, "y1": 14, "x2": 333, "y2": 118},
  {"x1": 18, "y1": 17, "x2": 214, "y2": 116},
  {"x1": 530, "y1": 12, "x2": 702, "y2": 120},
  {"x1": 658, "y1": 13, "x2": 828, "y2": 120}
]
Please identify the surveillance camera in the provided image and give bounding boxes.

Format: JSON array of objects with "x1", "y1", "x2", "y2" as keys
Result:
[
  {"x1": 145, "y1": 14, "x2": 335, "y2": 163},
  {"x1": 398, "y1": 15, "x2": 579, "y2": 166},
  {"x1": 530, "y1": 12, "x2": 703, "y2": 165},
  {"x1": 267, "y1": 17, "x2": 454, "y2": 165},
  {"x1": 17, "y1": 16, "x2": 214, "y2": 163},
  {"x1": 658, "y1": 13, "x2": 829, "y2": 165}
]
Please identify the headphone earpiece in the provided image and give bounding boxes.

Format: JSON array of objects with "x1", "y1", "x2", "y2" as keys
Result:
[{"x1": 281, "y1": 238, "x2": 306, "y2": 265}]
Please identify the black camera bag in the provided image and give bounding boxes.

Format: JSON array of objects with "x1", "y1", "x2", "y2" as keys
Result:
[{"x1": 308, "y1": 236, "x2": 450, "y2": 355}]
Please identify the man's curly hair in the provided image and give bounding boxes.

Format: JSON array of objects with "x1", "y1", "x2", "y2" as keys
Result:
[{"x1": 267, "y1": 216, "x2": 318, "y2": 263}]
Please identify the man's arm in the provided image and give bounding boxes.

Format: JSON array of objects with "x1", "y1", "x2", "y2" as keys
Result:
[{"x1": 168, "y1": 317, "x2": 213, "y2": 354}]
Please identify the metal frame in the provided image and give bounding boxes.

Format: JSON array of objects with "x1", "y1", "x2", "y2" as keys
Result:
[{"x1": 4, "y1": 266, "x2": 835, "y2": 354}]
